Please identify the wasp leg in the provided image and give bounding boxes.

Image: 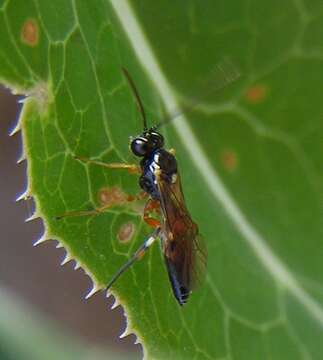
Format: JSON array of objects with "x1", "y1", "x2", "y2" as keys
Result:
[
  {"x1": 56, "y1": 190, "x2": 148, "y2": 220},
  {"x1": 74, "y1": 156, "x2": 141, "y2": 174},
  {"x1": 126, "y1": 190, "x2": 148, "y2": 202},
  {"x1": 55, "y1": 203, "x2": 113, "y2": 219},
  {"x1": 107, "y1": 227, "x2": 161, "y2": 290},
  {"x1": 143, "y1": 199, "x2": 161, "y2": 228}
]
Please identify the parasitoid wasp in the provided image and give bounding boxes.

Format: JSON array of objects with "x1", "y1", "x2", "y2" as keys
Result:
[{"x1": 58, "y1": 61, "x2": 238, "y2": 305}]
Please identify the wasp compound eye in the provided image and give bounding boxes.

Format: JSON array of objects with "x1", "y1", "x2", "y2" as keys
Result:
[
  {"x1": 131, "y1": 137, "x2": 149, "y2": 157},
  {"x1": 149, "y1": 131, "x2": 164, "y2": 149}
]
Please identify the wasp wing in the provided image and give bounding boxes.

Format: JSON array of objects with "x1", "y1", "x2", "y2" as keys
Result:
[{"x1": 156, "y1": 172, "x2": 207, "y2": 305}]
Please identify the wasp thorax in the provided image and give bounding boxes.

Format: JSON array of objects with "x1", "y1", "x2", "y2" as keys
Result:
[{"x1": 130, "y1": 130, "x2": 164, "y2": 157}]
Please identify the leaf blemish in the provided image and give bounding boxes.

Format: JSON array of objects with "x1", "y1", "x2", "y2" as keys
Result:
[
  {"x1": 24, "y1": 81, "x2": 50, "y2": 113},
  {"x1": 21, "y1": 18, "x2": 39, "y2": 47},
  {"x1": 98, "y1": 186, "x2": 129, "y2": 207},
  {"x1": 245, "y1": 84, "x2": 267, "y2": 104},
  {"x1": 220, "y1": 148, "x2": 238, "y2": 172},
  {"x1": 118, "y1": 222, "x2": 136, "y2": 243}
]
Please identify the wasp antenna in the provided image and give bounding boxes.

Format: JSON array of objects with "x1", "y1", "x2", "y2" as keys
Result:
[
  {"x1": 154, "y1": 120, "x2": 164, "y2": 130},
  {"x1": 155, "y1": 57, "x2": 240, "y2": 130},
  {"x1": 122, "y1": 67, "x2": 148, "y2": 130}
]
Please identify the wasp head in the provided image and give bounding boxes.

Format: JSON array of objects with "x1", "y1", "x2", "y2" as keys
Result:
[{"x1": 130, "y1": 129, "x2": 164, "y2": 157}]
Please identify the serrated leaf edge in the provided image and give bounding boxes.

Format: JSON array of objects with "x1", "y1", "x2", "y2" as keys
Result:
[{"x1": 10, "y1": 90, "x2": 145, "y2": 358}]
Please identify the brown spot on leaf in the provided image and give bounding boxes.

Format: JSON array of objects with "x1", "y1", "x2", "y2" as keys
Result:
[
  {"x1": 245, "y1": 84, "x2": 267, "y2": 104},
  {"x1": 98, "y1": 186, "x2": 128, "y2": 207},
  {"x1": 220, "y1": 149, "x2": 238, "y2": 172},
  {"x1": 21, "y1": 18, "x2": 39, "y2": 47},
  {"x1": 118, "y1": 222, "x2": 135, "y2": 243}
]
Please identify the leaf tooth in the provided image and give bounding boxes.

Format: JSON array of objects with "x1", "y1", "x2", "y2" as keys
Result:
[
  {"x1": 9, "y1": 121, "x2": 21, "y2": 136},
  {"x1": 85, "y1": 284, "x2": 101, "y2": 300},
  {"x1": 17, "y1": 151, "x2": 26, "y2": 164},
  {"x1": 55, "y1": 242, "x2": 63, "y2": 249},
  {"x1": 106, "y1": 290, "x2": 112, "y2": 299},
  {"x1": 33, "y1": 231, "x2": 50, "y2": 246},
  {"x1": 119, "y1": 327, "x2": 132, "y2": 339},
  {"x1": 25, "y1": 211, "x2": 40, "y2": 223},
  {"x1": 74, "y1": 261, "x2": 81, "y2": 270},
  {"x1": 61, "y1": 252, "x2": 72, "y2": 266},
  {"x1": 16, "y1": 188, "x2": 30, "y2": 202},
  {"x1": 111, "y1": 297, "x2": 121, "y2": 310},
  {"x1": 17, "y1": 97, "x2": 26, "y2": 104}
]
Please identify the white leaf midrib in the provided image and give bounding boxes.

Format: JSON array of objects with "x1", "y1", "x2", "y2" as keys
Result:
[{"x1": 110, "y1": 0, "x2": 323, "y2": 326}]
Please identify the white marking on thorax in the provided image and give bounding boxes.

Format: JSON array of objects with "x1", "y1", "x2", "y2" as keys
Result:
[
  {"x1": 149, "y1": 153, "x2": 161, "y2": 184},
  {"x1": 171, "y1": 173, "x2": 177, "y2": 183}
]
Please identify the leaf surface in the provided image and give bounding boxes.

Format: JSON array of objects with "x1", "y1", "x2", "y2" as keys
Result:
[{"x1": 1, "y1": 0, "x2": 323, "y2": 359}]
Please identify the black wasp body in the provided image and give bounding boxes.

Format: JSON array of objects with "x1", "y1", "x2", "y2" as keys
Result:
[
  {"x1": 60, "y1": 69, "x2": 207, "y2": 306},
  {"x1": 128, "y1": 127, "x2": 205, "y2": 305},
  {"x1": 57, "y1": 62, "x2": 240, "y2": 305},
  {"x1": 133, "y1": 130, "x2": 178, "y2": 200}
]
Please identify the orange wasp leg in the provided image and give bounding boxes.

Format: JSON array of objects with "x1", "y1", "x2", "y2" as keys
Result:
[
  {"x1": 74, "y1": 155, "x2": 141, "y2": 174},
  {"x1": 106, "y1": 227, "x2": 161, "y2": 290},
  {"x1": 143, "y1": 198, "x2": 161, "y2": 228},
  {"x1": 56, "y1": 157, "x2": 144, "y2": 219}
]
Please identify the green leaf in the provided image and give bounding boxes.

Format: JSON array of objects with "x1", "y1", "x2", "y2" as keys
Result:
[{"x1": 1, "y1": 0, "x2": 323, "y2": 359}]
